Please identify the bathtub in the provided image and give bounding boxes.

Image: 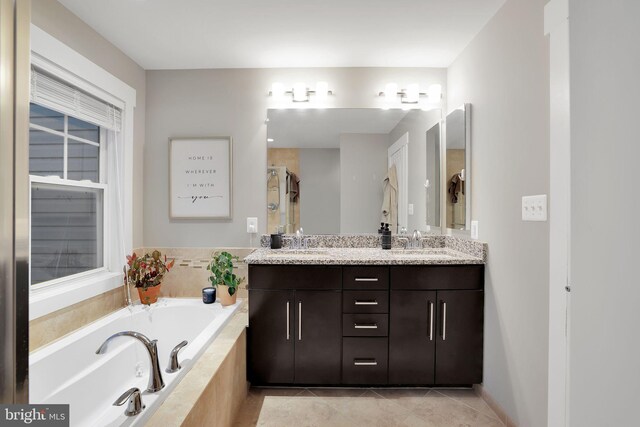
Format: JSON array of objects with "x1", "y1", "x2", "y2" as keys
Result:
[{"x1": 29, "y1": 298, "x2": 242, "y2": 427}]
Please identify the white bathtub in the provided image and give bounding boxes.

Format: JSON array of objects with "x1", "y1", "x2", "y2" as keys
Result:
[{"x1": 29, "y1": 298, "x2": 242, "y2": 427}]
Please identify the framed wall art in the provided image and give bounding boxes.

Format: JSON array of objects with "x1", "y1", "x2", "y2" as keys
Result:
[{"x1": 169, "y1": 137, "x2": 233, "y2": 219}]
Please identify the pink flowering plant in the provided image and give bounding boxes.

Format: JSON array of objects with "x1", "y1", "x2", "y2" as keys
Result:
[{"x1": 126, "y1": 250, "x2": 175, "y2": 289}]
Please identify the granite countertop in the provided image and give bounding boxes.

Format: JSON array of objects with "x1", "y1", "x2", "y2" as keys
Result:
[{"x1": 244, "y1": 247, "x2": 484, "y2": 265}]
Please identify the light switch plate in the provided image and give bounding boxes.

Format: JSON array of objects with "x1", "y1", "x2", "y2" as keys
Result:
[
  {"x1": 408, "y1": 204, "x2": 414, "y2": 215},
  {"x1": 247, "y1": 217, "x2": 258, "y2": 233},
  {"x1": 522, "y1": 195, "x2": 547, "y2": 221},
  {"x1": 471, "y1": 220, "x2": 479, "y2": 239}
]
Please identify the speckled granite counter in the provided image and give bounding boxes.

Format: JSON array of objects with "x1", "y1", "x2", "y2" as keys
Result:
[
  {"x1": 246, "y1": 234, "x2": 487, "y2": 265},
  {"x1": 244, "y1": 247, "x2": 484, "y2": 265}
]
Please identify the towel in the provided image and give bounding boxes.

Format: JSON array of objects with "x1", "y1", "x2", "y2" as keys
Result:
[
  {"x1": 448, "y1": 173, "x2": 465, "y2": 203},
  {"x1": 288, "y1": 172, "x2": 300, "y2": 203},
  {"x1": 381, "y1": 164, "x2": 398, "y2": 230}
]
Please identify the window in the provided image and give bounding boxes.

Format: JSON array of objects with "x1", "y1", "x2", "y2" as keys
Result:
[{"x1": 29, "y1": 103, "x2": 106, "y2": 286}]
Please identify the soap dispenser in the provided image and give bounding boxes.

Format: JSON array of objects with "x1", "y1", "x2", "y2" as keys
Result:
[{"x1": 381, "y1": 223, "x2": 392, "y2": 250}]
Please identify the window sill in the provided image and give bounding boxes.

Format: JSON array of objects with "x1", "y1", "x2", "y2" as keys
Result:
[{"x1": 29, "y1": 270, "x2": 122, "y2": 320}]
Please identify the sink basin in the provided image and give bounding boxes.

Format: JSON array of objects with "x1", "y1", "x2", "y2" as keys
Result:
[
  {"x1": 265, "y1": 249, "x2": 330, "y2": 256},
  {"x1": 388, "y1": 248, "x2": 455, "y2": 259}
]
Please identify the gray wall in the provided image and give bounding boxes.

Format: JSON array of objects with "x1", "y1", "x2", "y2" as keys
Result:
[
  {"x1": 298, "y1": 148, "x2": 340, "y2": 234},
  {"x1": 32, "y1": 0, "x2": 146, "y2": 248},
  {"x1": 145, "y1": 68, "x2": 446, "y2": 246},
  {"x1": 339, "y1": 134, "x2": 389, "y2": 234},
  {"x1": 447, "y1": 0, "x2": 550, "y2": 425},
  {"x1": 569, "y1": 1, "x2": 640, "y2": 425},
  {"x1": 388, "y1": 110, "x2": 442, "y2": 233}
]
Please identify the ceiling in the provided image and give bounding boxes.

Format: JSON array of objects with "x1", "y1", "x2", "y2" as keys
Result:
[
  {"x1": 57, "y1": 0, "x2": 505, "y2": 70},
  {"x1": 267, "y1": 108, "x2": 436, "y2": 149}
]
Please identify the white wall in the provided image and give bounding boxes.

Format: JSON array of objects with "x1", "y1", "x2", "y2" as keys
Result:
[
  {"x1": 298, "y1": 148, "x2": 340, "y2": 234},
  {"x1": 388, "y1": 110, "x2": 442, "y2": 233},
  {"x1": 145, "y1": 68, "x2": 446, "y2": 246},
  {"x1": 568, "y1": 1, "x2": 640, "y2": 425},
  {"x1": 31, "y1": 0, "x2": 146, "y2": 248},
  {"x1": 339, "y1": 133, "x2": 389, "y2": 233},
  {"x1": 447, "y1": 0, "x2": 550, "y2": 425}
]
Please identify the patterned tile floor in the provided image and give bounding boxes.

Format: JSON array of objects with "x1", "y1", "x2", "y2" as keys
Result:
[{"x1": 232, "y1": 387, "x2": 504, "y2": 427}]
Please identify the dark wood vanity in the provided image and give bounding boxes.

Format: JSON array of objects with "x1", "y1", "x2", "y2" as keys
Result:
[{"x1": 247, "y1": 263, "x2": 484, "y2": 386}]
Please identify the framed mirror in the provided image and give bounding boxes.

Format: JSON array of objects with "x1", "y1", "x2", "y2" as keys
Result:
[
  {"x1": 445, "y1": 104, "x2": 471, "y2": 231},
  {"x1": 266, "y1": 108, "x2": 442, "y2": 235}
]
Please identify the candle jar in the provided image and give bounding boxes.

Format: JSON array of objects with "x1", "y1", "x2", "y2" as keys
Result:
[{"x1": 202, "y1": 287, "x2": 216, "y2": 304}]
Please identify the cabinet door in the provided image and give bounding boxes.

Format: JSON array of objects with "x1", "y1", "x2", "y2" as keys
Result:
[
  {"x1": 294, "y1": 290, "x2": 342, "y2": 384},
  {"x1": 248, "y1": 290, "x2": 294, "y2": 384},
  {"x1": 388, "y1": 290, "x2": 437, "y2": 384},
  {"x1": 435, "y1": 290, "x2": 484, "y2": 385}
]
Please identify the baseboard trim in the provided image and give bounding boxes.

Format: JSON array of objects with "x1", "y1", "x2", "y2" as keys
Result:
[{"x1": 474, "y1": 384, "x2": 517, "y2": 427}]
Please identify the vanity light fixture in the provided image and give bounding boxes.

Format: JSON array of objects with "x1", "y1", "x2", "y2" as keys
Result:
[
  {"x1": 380, "y1": 83, "x2": 442, "y2": 104},
  {"x1": 269, "y1": 81, "x2": 333, "y2": 102}
]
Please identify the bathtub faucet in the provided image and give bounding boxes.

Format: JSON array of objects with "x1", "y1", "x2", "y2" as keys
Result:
[{"x1": 96, "y1": 331, "x2": 165, "y2": 393}]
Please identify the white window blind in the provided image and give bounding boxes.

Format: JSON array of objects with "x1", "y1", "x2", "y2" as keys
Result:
[{"x1": 30, "y1": 67, "x2": 122, "y2": 132}]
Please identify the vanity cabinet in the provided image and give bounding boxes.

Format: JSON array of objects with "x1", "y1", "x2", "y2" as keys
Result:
[
  {"x1": 248, "y1": 266, "x2": 342, "y2": 385},
  {"x1": 248, "y1": 263, "x2": 484, "y2": 387},
  {"x1": 388, "y1": 265, "x2": 484, "y2": 385}
]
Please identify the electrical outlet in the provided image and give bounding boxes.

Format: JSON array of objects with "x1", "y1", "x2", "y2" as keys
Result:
[
  {"x1": 247, "y1": 217, "x2": 258, "y2": 233},
  {"x1": 408, "y1": 204, "x2": 414, "y2": 215},
  {"x1": 522, "y1": 195, "x2": 547, "y2": 221},
  {"x1": 471, "y1": 220, "x2": 479, "y2": 239}
]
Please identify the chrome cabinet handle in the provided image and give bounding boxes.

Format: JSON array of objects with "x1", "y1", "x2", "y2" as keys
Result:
[
  {"x1": 354, "y1": 323, "x2": 378, "y2": 329},
  {"x1": 354, "y1": 278, "x2": 379, "y2": 282},
  {"x1": 298, "y1": 301, "x2": 302, "y2": 341},
  {"x1": 354, "y1": 359, "x2": 378, "y2": 366},
  {"x1": 354, "y1": 300, "x2": 378, "y2": 306},
  {"x1": 429, "y1": 301, "x2": 434, "y2": 341},
  {"x1": 286, "y1": 301, "x2": 290, "y2": 341},
  {"x1": 442, "y1": 301, "x2": 447, "y2": 341}
]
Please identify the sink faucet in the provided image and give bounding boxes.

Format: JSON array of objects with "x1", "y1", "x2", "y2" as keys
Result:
[
  {"x1": 409, "y1": 230, "x2": 423, "y2": 249},
  {"x1": 96, "y1": 331, "x2": 165, "y2": 393}
]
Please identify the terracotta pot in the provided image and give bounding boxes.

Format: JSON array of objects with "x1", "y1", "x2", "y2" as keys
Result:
[
  {"x1": 137, "y1": 284, "x2": 161, "y2": 305},
  {"x1": 217, "y1": 285, "x2": 237, "y2": 306}
]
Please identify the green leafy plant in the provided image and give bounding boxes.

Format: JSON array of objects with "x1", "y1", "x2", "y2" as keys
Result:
[
  {"x1": 206, "y1": 251, "x2": 244, "y2": 296},
  {"x1": 126, "y1": 250, "x2": 175, "y2": 289}
]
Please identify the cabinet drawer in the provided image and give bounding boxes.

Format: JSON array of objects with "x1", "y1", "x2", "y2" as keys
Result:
[
  {"x1": 343, "y1": 313, "x2": 388, "y2": 337},
  {"x1": 249, "y1": 265, "x2": 342, "y2": 290},
  {"x1": 343, "y1": 266, "x2": 389, "y2": 290},
  {"x1": 343, "y1": 290, "x2": 388, "y2": 313},
  {"x1": 390, "y1": 265, "x2": 484, "y2": 290},
  {"x1": 342, "y1": 337, "x2": 388, "y2": 385}
]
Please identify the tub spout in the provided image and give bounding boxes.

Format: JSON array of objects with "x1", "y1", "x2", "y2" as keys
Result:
[{"x1": 96, "y1": 331, "x2": 165, "y2": 393}]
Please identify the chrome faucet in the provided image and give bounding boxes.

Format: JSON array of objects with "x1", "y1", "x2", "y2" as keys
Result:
[
  {"x1": 401, "y1": 229, "x2": 423, "y2": 249},
  {"x1": 96, "y1": 331, "x2": 165, "y2": 393}
]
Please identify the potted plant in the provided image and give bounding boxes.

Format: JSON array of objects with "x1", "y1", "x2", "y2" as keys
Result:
[
  {"x1": 126, "y1": 250, "x2": 175, "y2": 305},
  {"x1": 206, "y1": 251, "x2": 244, "y2": 306}
]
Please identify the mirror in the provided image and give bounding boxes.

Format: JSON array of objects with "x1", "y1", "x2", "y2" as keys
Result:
[
  {"x1": 445, "y1": 104, "x2": 471, "y2": 231},
  {"x1": 266, "y1": 108, "x2": 442, "y2": 235}
]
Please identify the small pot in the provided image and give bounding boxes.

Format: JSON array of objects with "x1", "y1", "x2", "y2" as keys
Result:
[
  {"x1": 202, "y1": 287, "x2": 216, "y2": 304},
  {"x1": 137, "y1": 284, "x2": 161, "y2": 305},
  {"x1": 217, "y1": 285, "x2": 237, "y2": 306}
]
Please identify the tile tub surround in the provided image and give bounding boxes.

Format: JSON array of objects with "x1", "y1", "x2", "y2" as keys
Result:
[
  {"x1": 233, "y1": 387, "x2": 505, "y2": 427},
  {"x1": 147, "y1": 301, "x2": 249, "y2": 427},
  {"x1": 259, "y1": 234, "x2": 487, "y2": 261},
  {"x1": 142, "y1": 247, "x2": 254, "y2": 299},
  {"x1": 244, "y1": 247, "x2": 484, "y2": 265}
]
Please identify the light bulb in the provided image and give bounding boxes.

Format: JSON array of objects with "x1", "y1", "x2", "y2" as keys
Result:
[
  {"x1": 427, "y1": 84, "x2": 442, "y2": 102},
  {"x1": 405, "y1": 83, "x2": 420, "y2": 103},
  {"x1": 270, "y1": 82, "x2": 285, "y2": 100},
  {"x1": 293, "y1": 82, "x2": 307, "y2": 102},
  {"x1": 384, "y1": 83, "x2": 398, "y2": 103},
  {"x1": 315, "y1": 81, "x2": 329, "y2": 99}
]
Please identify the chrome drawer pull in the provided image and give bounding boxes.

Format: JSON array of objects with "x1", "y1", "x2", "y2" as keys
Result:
[
  {"x1": 354, "y1": 300, "x2": 378, "y2": 306},
  {"x1": 428, "y1": 301, "x2": 434, "y2": 341},
  {"x1": 354, "y1": 323, "x2": 378, "y2": 329},
  {"x1": 298, "y1": 301, "x2": 302, "y2": 341},
  {"x1": 442, "y1": 301, "x2": 447, "y2": 341},
  {"x1": 354, "y1": 359, "x2": 378, "y2": 366},
  {"x1": 354, "y1": 278, "x2": 379, "y2": 282}
]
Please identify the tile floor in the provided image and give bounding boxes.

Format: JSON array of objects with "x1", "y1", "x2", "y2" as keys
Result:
[{"x1": 232, "y1": 387, "x2": 505, "y2": 427}]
